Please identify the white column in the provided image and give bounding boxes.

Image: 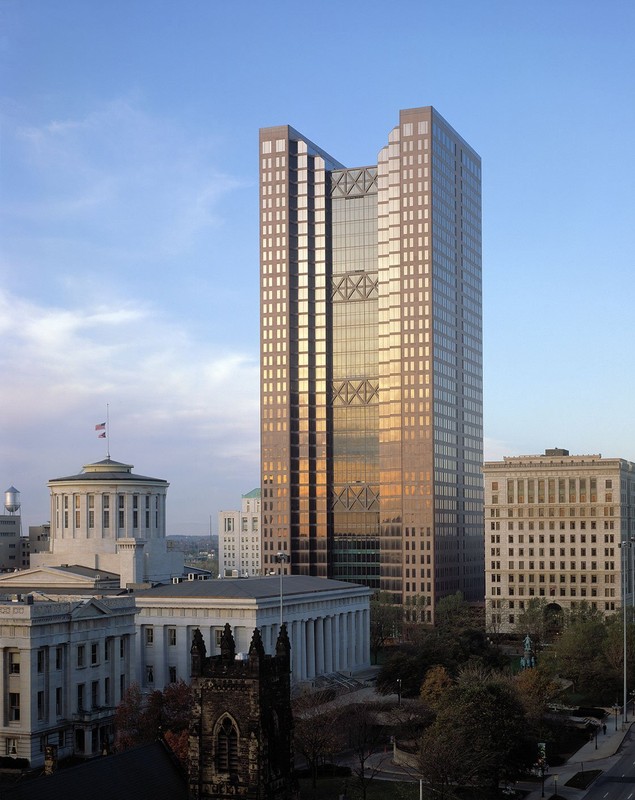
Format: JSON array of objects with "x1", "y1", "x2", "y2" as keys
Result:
[
  {"x1": 362, "y1": 607, "x2": 370, "y2": 667},
  {"x1": 301, "y1": 620, "x2": 308, "y2": 680},
  {"x1": 333, "y1": 614, "x2": 342, "y2": 672},
  {"x1": 291, "y1": 620, "x2": 302, "y2": 680},
  {"x1": 306, "y1": 620, "x2": 315, "y2": 679},
  {"x1": 154, "y1": 625, "x2": 166, "y2": 689},
  {"x1": 340, "y1": 613, "x2": 348, "y2": 671},
  {"x1": 175, "y1": 624, "x2": 190, "y2": 681},
  {"x1": 347, "y1": 612, "x2": 354, "y2": 672},
  {"x1": 355, "y1": 610, "x2": 364, "y2": 669},
  {"x1": 324, "y1": 616, "x2": 333, "y2": 673},
  {"x1": 316, "y1": 618, "x2": 325, "y2": 676}
]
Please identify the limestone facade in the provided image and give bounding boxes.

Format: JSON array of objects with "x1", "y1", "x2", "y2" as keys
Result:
[
  {"x1": 0, "y1": 594, "x2": 136, "y2": 768},
  {"x1": 135, "y1": 575, "x2": 371, "y2": 688},
  {"x1": 484, "y1": 449, "x2": 635, "y2": 633}
]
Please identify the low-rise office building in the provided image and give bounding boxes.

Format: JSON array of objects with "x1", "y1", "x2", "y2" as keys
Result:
[
  {"x1": 218, "y1": 489, "x2": 262, "y2": 577},
  {"x1": 484, "y1": 448, "x2": 635, "y2": 633}
]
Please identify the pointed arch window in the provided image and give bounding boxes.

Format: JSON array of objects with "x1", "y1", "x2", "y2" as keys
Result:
[{"x1": 217, "y1": 717, "x2": 238, "y2": 773}]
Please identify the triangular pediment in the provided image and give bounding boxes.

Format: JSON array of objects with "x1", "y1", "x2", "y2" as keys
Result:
[
  {"x1": 0, "y1": 566, "x2": 102, "y2": 589},
  {"x1": 71, "y1": 598, "x2": 112, "y2": 618}
]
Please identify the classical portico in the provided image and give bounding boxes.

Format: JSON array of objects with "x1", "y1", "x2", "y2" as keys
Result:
[{"x1": 134, "y1": 575, "x2": 371, "y2": 687}]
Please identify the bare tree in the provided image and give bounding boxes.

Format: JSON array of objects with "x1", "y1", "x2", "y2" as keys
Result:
[
  {"x1": 293, "y1": 689, "x2": 341, "y2": 793},
  {"x1": 338, "y1": 703, "x2": 388, "y2": 800}
]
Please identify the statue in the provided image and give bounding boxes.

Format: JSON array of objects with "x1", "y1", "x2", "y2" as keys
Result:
[{"x1": 520, "y1": 633, "x2": 536, "y2": 670}]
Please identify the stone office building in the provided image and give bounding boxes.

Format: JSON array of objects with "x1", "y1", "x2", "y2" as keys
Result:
[{"x1": 484, "y1": 448, "x2": 635, "y2": 633}]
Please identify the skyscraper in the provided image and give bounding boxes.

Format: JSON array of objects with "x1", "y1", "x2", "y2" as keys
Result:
[{"x1": 260, "y1": 107, "x2": 483, "y2": 621}]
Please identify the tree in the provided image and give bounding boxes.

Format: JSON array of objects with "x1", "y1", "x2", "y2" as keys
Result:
[
  {"x1": 369, "y1": 592, "x2": 402, "y2": 664},
  {"x1": 338, "y1": 702, "x2": 388, "y2": 800},
  {"x1": 434, "y1": 592, "x2": 473, "y2": 633},
  {"x1": 292, "y1": 689, "x2": 341, "y2": 792},
  {"x1": 550, "y1": 616, "x2": 610, "y2": 700},
  {"x1": 114, "y1": 683, "x2": 149, "y2": 752},
  {"x1": 513, "y1": 666, "x2": 559, "y2": 728},
  {"x1": 114, "y1": 680, "x2": 193, "y2": 766},
  {"x1": 419, "y1": 665, "x2": 453, "y2": 712},
  {"x1": 515, "y1": 598, "x2": 549, "y2": 644},
  {"x1": 603, "y1": 614, "x2": 635, "y2": 691},
  {"x1": 418, "y1": 722, "x2": 466, "y2": 800},
  {"x1": 419, "y1": 670, "x2": 532, "y2": 795}
]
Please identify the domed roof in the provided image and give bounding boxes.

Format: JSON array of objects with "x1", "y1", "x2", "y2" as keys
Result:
[{"x1": 49, "y1": 458, "x2": 168, "y2": 485}]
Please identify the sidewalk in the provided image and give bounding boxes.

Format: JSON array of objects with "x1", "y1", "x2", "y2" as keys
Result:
[
  {"x1": 358, "y1": 717, "x2": 633, "y2": 797},
  {"x1": 516, "y1": 720, "x2": 633, "y2": 799}
]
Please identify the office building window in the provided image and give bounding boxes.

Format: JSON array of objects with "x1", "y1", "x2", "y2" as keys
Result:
[{"x1": 9, "y1": 693, "x2": 20, "y2": 721}]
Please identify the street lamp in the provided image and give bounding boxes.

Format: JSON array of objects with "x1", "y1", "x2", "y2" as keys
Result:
[
  {"x1": 618, "y1": 540, "x2": 631, "y2": 722},
  {"x1": 613, "y1": 702, "x2": 620, "y2": 731},
  {"x1": 553, "y1": 774, "x2": 558, "y2": 798},
  {"x1": 275, "y1": 551, "x2": 289, "y2": 629}
]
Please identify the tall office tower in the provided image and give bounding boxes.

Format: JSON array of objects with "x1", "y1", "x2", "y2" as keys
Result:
[{"x1": 260, "y1": 107, "x2": 483, "y2": 620}]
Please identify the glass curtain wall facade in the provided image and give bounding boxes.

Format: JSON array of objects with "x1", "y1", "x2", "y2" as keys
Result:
[{"x1": 260, "y1": 108, "x2": 483, "y2": 621}]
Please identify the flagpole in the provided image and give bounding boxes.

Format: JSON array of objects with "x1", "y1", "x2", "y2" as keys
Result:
[{"x1": 106, "y1": 404, "x2": 110, "y2": 460}]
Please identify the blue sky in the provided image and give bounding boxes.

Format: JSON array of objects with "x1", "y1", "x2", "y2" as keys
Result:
[{"x1": 1, "y1": 1, "x2": 633, "y2": 534}]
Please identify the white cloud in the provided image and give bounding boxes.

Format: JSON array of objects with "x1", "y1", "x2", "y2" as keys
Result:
[
  {"x1": 0, "y1": 287, "x2": 260, "y2": 532},
  {"x1": 0, "y1": 97, "x2": 259, "y2": 534}
]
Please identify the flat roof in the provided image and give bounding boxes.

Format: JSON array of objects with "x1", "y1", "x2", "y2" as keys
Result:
[{"x1": 136, "y1": 575, "x2": 371, "y2": 601}]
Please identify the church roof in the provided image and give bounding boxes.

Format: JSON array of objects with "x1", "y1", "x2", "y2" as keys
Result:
[
  {"x1": 2, "y1": 741, "x2": 187, "y2": 800},
  {"x1": 137, "y1": 574, "x2": 371, "y2": 601}
]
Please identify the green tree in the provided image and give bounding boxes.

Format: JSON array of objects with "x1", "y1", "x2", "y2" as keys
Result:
[
  {"x1": 603, "y1": 614, "x2": 635, "y2": 690},
  {"x1": 551, "y1": 616, "x2": 609, "y2": 699},
  {"x1": 419, "y1": 669, "x2": 531, "y2": 795},
  {"x1": 515, "y1": 598, "x2": 549, "y2": 644},
  {"x1": 434, "y1": 592, "x2": 473, "y2": 633},
  {"x1": 369, "y1": 592, "x2": 402, "y2": 664}
]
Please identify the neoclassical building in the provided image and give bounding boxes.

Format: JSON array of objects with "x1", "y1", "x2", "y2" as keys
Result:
[
  {"x1": 484, "y1": 448, "x2": 635, "y2": 633},
  {"x1": 32, "y1": 458, "x2": 183, "y2": 588},
  {"x1": 0, "y1": 593, "x2": 136, "y2": 768},
  {"x1": 135, "y1": 575, "x2": 371, "y2": 687}
]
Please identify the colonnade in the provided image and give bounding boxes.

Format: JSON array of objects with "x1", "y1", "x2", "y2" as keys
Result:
[{"x1": 259, "y1": 608, "x2": 369, "y2": 681}]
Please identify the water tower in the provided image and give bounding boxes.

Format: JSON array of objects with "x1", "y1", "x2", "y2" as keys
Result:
[{"x1": 4, "y1": 486, "x2": 20, "y2": 515}]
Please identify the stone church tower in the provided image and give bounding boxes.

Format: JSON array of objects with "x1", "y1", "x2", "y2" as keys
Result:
[{"x1": 188, "y1": 623, "x2": 296, "y2": 799}]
